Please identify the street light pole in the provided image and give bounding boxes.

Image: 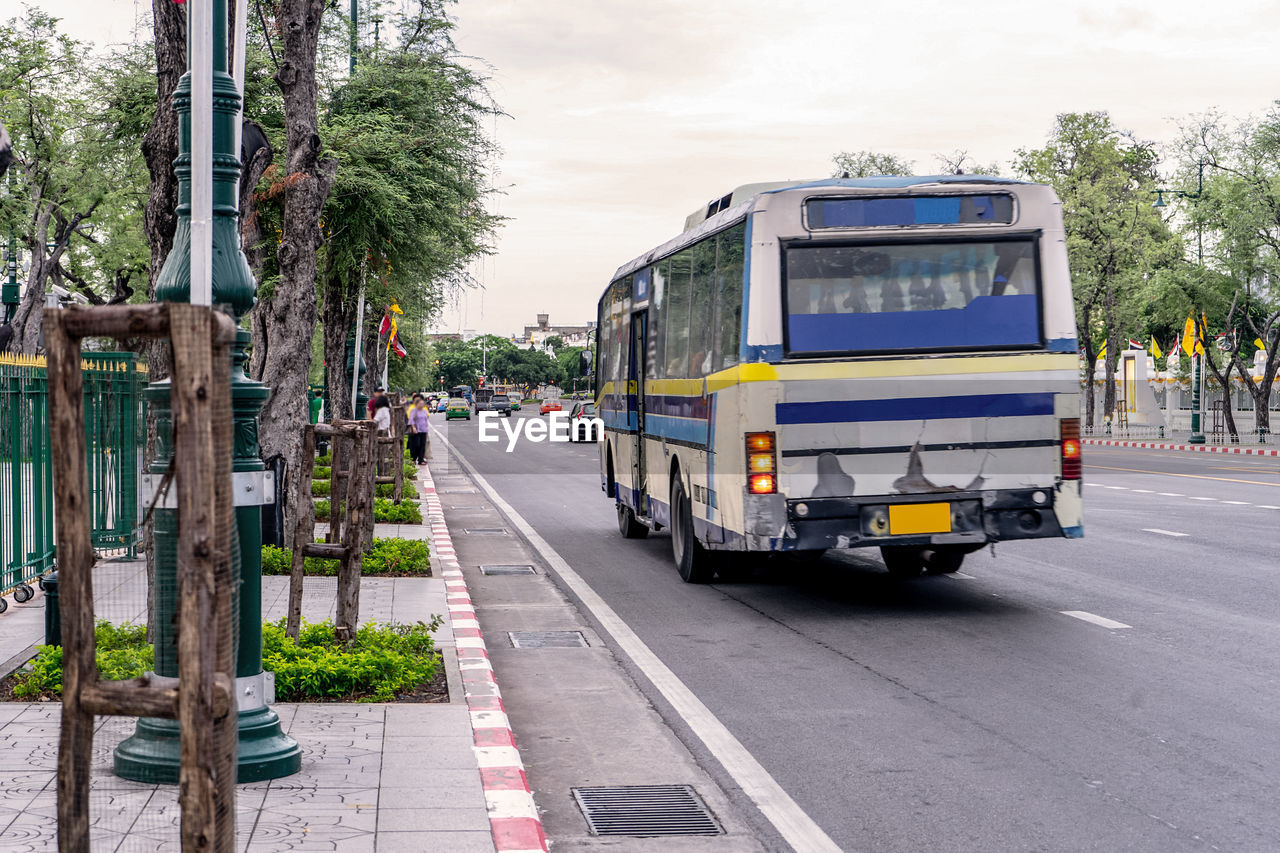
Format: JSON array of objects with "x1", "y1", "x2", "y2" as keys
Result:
[
  {"x1": 1154, "y1": 160, "x2": 1206, "y2": 445},
  {"x1": 114, "y1": 0, "x2": 300, "y2": 784}
]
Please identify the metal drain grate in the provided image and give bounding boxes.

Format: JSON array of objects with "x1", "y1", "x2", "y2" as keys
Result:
[
  {"x1": 463, "y1": 527, "x2": 508, "y2": 535},
  {"x1": 572, "y1": 785, "x2": 722, "y2": 837},
  {"x1": 442, "y1": 488, "x2": 477, "y2": 494},
  {"x1": 482, "y1": 564, "x2": 536, "y2": 576},
  {"x1": 509, "y1": 631, "x2": 587, "y2": 648}
]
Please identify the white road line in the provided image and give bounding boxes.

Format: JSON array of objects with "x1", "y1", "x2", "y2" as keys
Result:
[
  {"x1": 1188, "y1": 496, "x2": 1217, "y2": 501},
  {"x1": 1158, "y1": 492, "x2": 1184, "y2": 497},
  {"x1": 1258, "y1": 505, "x2": 1280, "y2": 510},
  {"x1": 1084, "y1": 483, "x2": 1103, "y2": 487},
  {"x1": 946, "y1": 571, "x2": 977, "y2": 580},
  {"x1": 1129, "y1": 489, "x2": 1155, "y2": 493},
  {"x1": 1103, "y1": 485, "x2": 1128, "y2": 490},
  {"x1": 1219, "y1": 500, "x2": 1250, "y2": 505},
  {"x1": 1060, "y1": 611, "x2": 1132, "y2": 630},
  {"x1": 432, "y1": 428, "x2": 843, "y2": 853},
  {"x1": 1142, "y1": 528, "x2": 1188, "y2": 537}
]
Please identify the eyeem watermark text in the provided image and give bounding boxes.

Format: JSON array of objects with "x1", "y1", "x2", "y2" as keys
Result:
[{"x1": 478, "y1": 411, "x2": 603, "y2": 452}]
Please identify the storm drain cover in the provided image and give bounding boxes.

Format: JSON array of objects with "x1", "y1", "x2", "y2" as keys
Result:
[
  {"x1": 463, "y1": 528, "x2": 508, "y2": 535},
  {"x1": 442, "y1": 488, "x2": 477, "y2": 494},
  {"x1": 482, "y1": 564, "x2": 536, "y2": 576},
  {"x1": 509, "y1": 631, "x2": 587, "y2": 648},
  {"x1": 572, "y1": 785, "x2": 722, "y2": 837}
]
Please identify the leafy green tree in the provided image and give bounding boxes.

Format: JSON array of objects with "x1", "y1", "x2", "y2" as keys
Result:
[
  {"x1": 311, "y1": 3, "x2": 501, "y2": 419},
  {"x1": 830, "y1": 150, "x2": 914, "y2": 178},
  {"x1": 1170, "y1": 109, "x2": 1280, "y2": 434},
  {"x1": 1015, "y1": 112, "x2": 1179, "y2": 427},
  {"x1": 0, "y1": 10, "x2": 124, "y2": 351}
]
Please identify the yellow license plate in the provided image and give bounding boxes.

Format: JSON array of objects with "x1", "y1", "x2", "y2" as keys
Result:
[{"x1": 889, "y1": 503, "x2": 952, "y2": 535}]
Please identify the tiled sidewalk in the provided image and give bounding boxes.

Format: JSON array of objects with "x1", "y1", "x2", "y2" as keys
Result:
[{"x1": 0, "y1": 523, "x2": 504, "y2": 850}]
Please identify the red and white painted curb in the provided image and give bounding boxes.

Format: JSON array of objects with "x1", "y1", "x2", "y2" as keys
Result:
[
  {"x1": 1084, "y1": 438, "x2": 1280, "y2": 456},
  {"x1": 420, "y1": 466, "x2": 549, "y2": 853}
]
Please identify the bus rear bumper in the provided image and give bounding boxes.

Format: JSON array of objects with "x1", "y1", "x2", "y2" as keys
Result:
[{"x1": 775, "y1": 488, "x2": 1068, "y2": 552}]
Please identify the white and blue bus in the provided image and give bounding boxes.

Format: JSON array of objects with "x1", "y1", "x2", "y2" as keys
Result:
[{"x1": 596, "y1": 176, "x2": 1082, "y2": 582}]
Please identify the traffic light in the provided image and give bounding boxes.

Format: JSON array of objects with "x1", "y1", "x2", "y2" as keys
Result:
[{"x1": 478, "y1": 376, "x2": 485, "y2": 387}]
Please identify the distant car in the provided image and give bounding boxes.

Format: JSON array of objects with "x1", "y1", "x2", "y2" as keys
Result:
[
  {"x1": 540, "y1": 394, "x2": 562, "y2": 415},
  {"x1": 489, "y1": 393, "x2": 513, "y2": 416},
  {"x1": 435, "y1": 399, "x2": 449, "y2": 413},
  {"x1": 509, "y1": 398, "x2": 522, "y2": 411},
  {"x1": 566, "y1": 401, "x2": 598, "y2": 442},
  {"x1": 445, "y1": 398, "x2": 471, "y2": 420}
]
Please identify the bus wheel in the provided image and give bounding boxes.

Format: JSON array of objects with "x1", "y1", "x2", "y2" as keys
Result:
[
  {"x1": 924, "y1": 547, "x2": 965, "y2": 575},
  {"x1": 880, "y1": 545, "x2": 925, "y2": 579},
  {"x1": 671, "y1": 478, "x2": 714, "y2": 583},
  {"x1": 617, "y1": 503, "x2": 649, "y2": 539}
]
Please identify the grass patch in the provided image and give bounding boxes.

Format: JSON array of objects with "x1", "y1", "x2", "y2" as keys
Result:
[
  {"x1": 9, "y1": 621, "x2": 153, "y2": 700},
  {"x1": 316, "y1": 452, "x2": 332, "y2": 466},
  {"x1": 313, "y1": 465, "x2": 332, "y2": 479},
  {"x1": 375, "y1": 498, "x2": 422, "y2": 524},
  {"x1": 264, "y1": 618, "x2": 442, "y2": 703},
  {"x1": 260, "y1": 538, "x2": 430, "y2": 577},
  {"x1": 403, "y1": 462, "x2": 417, "y2": 480},
  {"x1": 314, "y1": 499, "x2": 331, "y2": 521},
  {"x1": 376, "y1": 481, "x2": 418, "y2": 499},
  {"x1": 311, "y1": 479, "x2": 331, "y2": 497}
]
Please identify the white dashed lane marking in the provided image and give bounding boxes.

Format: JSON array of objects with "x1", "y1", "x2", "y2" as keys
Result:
[
  {"x1": 1259, "y1": 505, "x2": 1280, "y2": 510},
  {"x1": 1142, "y1": 528, "x2": 1189, "y2": 537},
  {"x1": 1158, "y1": 492, "x2": 1184, "y2": 497},
  {"x1": 1220, "y1": 500, "x2": 1250, "y2": 505},
  {"x1": 1130, "y1": 489, "x2": 1155, "y2": 493},
  {"x1": 1061, "y1": 611, "x2": 1132, "y2": 630},
  {"x1": 1188, "y1": 496, "x2": 1217, "y2": 501}
]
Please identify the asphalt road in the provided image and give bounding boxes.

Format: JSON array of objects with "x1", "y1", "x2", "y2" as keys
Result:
[{"x1": 436, "y1": 412, "x2": 1280, "y2": 852}]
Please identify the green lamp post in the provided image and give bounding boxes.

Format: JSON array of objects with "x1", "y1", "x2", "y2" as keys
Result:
[
  {"x1": 113, "y1": 0, "x2": 301, "y2": 783},
  {"x1": 1153, "y1": 161, "x2": 1206, "y2": 445}
]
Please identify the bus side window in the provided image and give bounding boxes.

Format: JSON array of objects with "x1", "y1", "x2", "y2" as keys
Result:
[
  {"x1": 651, "y1": 261, "x2": 668, "y2": 379},
  {"x1": 689, "y1": 240, "x2": 715, "y2": 377},
  {"x1": 714, "y1": 223, "x2": 744, "y2": 371},
  {"x1": 666, "y1": 248, "x2": 693, "y2": 378}
]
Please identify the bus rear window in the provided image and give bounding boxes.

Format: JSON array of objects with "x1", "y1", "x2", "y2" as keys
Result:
[{"x1": 784, "y1": 238, "x2": 1041, "y2": 356}]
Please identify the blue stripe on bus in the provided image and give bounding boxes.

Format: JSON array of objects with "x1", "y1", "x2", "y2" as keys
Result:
[
  {"x1": 776, "y1": 392, "x2": 1056, "y2": 425},
  {"x1": 645, "y1": 413, "x2": 708, "y2": 445},
  {"x1": 1047, "y1": 337, "x2": 1078, "y2": 353},
  {"x1": 787, "y1": 294, "x2": 1039, "y2": 353}
]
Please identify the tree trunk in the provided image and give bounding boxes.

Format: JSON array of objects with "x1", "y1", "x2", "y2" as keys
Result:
[
  {"x1": 1232, "y1": 313, "x2": 1280, "y2": 435},
  {"x1": 1080, "y1": 305, "x2": 1096, "y2": 431},
  {"x1": 260, "y1": 0, "x2": 336, "y2": 548},
  {"x1": 321, "y1": 268, "x2": 354, "y2": 422}
]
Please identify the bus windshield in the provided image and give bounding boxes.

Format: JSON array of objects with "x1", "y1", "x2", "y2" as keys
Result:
[{"x1": 784, "y1": 237, "x2": 1041, "y2": 356}]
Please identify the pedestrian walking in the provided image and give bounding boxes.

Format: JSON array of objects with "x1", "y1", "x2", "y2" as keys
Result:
[{"x1": 407, "y1": 393, "x2": 430, "y2": 464}]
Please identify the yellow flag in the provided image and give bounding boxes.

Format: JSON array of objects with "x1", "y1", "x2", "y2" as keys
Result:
[
  {"x1": 386, "y1": 316, "x2": 398, "y2": 351},
  {"x1": 1150, "y1": 337, "x2": 1163, "y2": 359},
  {"x1": 1256, "y1": 337, "x2": 1267, "y2": 352},
  {"x1": 389, "y1": 301, "x2": 404, "y2": 315},
  {"x1": 1182, "y1": 316, "x2": 1197, "y2": 356},
  {"x1": 1096, "y1": 342, "x2": 1106, "y2": 361}
]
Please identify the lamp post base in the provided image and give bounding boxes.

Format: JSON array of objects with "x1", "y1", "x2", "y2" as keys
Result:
[{"x1": 113, "y1": 704, "x2": 300, "y2": 784}]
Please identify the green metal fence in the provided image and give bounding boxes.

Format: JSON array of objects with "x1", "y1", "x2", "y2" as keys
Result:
[{"x1": 0, "y1": 351, "x2": 147, "y2": 602}]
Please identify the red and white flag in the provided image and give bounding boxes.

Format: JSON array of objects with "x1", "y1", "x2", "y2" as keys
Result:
[{"x1": 378, "y1": 312, "x2": 391, "y2": 336}]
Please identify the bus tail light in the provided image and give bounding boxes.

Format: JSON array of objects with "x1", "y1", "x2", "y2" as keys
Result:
[
  {"x1": 1060, "y1": 418, "x2": 1081, "y2": 480},
  {"x1": 746, "y1": 432, "x2": 777, "y2": 494}
]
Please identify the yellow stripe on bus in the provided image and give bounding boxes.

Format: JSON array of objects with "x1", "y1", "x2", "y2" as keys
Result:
[{"x1": 705, "y1": 352, "x2": 1076, "y2": 390}]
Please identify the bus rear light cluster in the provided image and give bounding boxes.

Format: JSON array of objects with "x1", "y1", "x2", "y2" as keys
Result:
[
  {"x1": 746, "y1": 431, "x2": 777, "y2": 494},
  {"x1": 1060, "y1": 418, "x2": 1082, "y2": 480}
]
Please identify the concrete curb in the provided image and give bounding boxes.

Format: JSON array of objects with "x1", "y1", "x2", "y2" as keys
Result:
[
  {"x1": 420, "y1": 465, "x2": 550, "y2": 853},
  {"x1": 1084, "y1": 438, "x2": 1280, "y2": 456}
]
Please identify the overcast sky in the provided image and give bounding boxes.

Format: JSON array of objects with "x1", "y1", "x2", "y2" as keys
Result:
[{"x1": 25, "y1": 0, "x2": 1280, "y2": 337}]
